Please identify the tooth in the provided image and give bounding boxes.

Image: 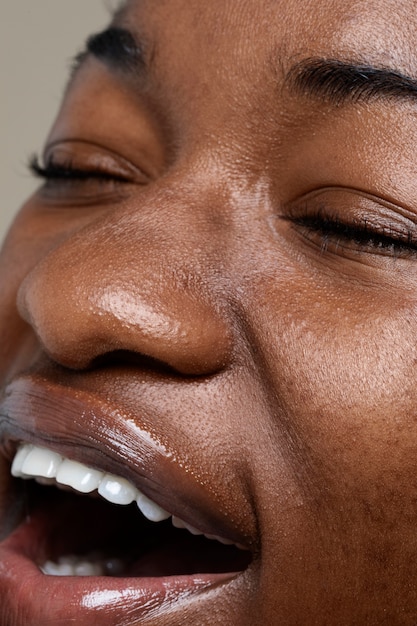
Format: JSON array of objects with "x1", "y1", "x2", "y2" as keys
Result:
[
  {"x1": 98, "y1": 474, "x2": 138, "y2": 505},
  {"x1": 74, "y1": 561, "x2": 104, "y2": 577},
  {"x1": 60, "y1": 555, "x2": 103, "y2": 576},
  {"x1": 172, "y1": 516, "x2": 187, "y2": 529},
  {"x1": 136, "y1": 491, "x2": 171, "y2": 522},
  {"x1": 86, "y1": 550, "x2": 122, "y2": 575},
  {"x1": 56, "y1": 459, "x2": 103, "y2": 494},
  {"x1": 20, "y1": 446, "x2": 62, "y2": 480},
  {"x1": 204, "y1": 534, "x2": 235, "y2": 545},
  {"x1": 11, "y1": 444, "x2": 33, "y2": 477},
  {"x1": 41, "y1": 559, "x2": 74, "y2": 577},
  {"x1": 41, "y1": 561, "x2": 67, "y2": 576},
  {"x1": 41, "y1": 557, "x2": 104, "y2": 577},
  {"x1": 183, "y1": 524, "x2": 204, "y2": 536},
  {"x1": 173, "y1": 517, "x2": 234, "y2": 543},
  {"x1": 172, "y1": 516, "x2": 203, "y2": 535},
  {"x1": 35, "y1": 477, "x2": 55, "y2": 486}
]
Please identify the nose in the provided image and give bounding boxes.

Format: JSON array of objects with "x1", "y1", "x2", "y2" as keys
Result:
[{"x1": 17, "y1": 194, "x2": 233, "y2": 376}]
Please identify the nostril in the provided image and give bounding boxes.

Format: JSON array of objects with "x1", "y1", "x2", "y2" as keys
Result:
[{"x1": 90, "y1": 350, "x2": 187, "y2": 377}]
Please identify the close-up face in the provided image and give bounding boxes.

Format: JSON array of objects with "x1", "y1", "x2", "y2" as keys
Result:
[{"x1": 1, "y1": 0, "x2": 417, "y2": 623}]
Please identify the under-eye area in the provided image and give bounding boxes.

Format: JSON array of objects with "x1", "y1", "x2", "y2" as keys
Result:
[{"x1": 10, "y1": 444, "x2": 251, "y2": 578}]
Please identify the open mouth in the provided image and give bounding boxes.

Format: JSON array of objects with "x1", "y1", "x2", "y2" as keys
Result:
[
  {"x1": 0, "y1": 377, "x2": 256, "y2": 624},
  {"x1": 10, "y1": 443, "x2": 251, "y2": 579}
]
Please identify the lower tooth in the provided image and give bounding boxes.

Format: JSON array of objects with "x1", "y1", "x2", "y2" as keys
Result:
[
  {"x1": 41, "y1": 557, "x2": 105, "y2": 577},
  {"x1": 74, "y1": 561, "x2": 104, "y2": 577},
  {"x1": 41, "y1": 560, "x2": 74, "y2": 577}
]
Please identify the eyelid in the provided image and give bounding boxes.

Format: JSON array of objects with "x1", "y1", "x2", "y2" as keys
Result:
[
  {"x1": 291, "y1": 186, "x2": 417, "y2": 222},
  {"x1": 286, "y1": 186, "x2": 417, "y2": 231},
  {"x1": 41, "y1": 140, "x2": 150, "y2": 184},
  {"x1": 29, "y1": 141, "x2": 152, "y2": 207},
  {"x1": 281, "y1": 186, "x2": 417, "y2": 259}
]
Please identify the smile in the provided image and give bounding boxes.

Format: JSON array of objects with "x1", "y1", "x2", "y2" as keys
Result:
[
  {"x1": 0, "y1": 376, "x2": 256, "y2": 624},
  {"x1": 11, "y1": 442, "x2": 245, "y2": 577}
]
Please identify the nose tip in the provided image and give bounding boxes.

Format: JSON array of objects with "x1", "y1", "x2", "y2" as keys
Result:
[{"x1": 17, "y1": 235, "x2": 233, "y2": 377}]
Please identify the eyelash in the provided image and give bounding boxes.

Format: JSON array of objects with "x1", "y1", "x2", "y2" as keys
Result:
[
  {"x1": 287, "y1": 209, "x2": 417, "y2": 256},
  {"x1": 29, "y1": 154, "x2": 128, "y2": 184}
]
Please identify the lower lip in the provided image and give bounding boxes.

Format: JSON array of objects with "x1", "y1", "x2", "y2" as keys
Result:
[{"x1": 0, "y1": 517, "x2": 238, "y2": 625}]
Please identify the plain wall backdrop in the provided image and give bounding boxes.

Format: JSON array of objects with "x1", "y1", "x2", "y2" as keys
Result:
[{"x1": 1, "y1": 1, "x2": 113, "y2": 243}]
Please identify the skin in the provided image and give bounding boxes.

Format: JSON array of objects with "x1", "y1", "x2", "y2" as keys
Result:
[{"x1": 1, "y1": 0, "x2": 417, "y2": 623}]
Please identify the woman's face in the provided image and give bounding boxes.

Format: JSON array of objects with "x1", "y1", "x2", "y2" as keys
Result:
[{"x1": 1, "y1": 0, "x2": 417, "y2": 623}]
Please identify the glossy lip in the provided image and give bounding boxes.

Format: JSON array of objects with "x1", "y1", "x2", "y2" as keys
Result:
[
  {"x1": 0, "y1": 374, "x2": 255, "y2": 624},
  {"x1": 0, "y1": 527, "x2": 241, "y2": 624}
]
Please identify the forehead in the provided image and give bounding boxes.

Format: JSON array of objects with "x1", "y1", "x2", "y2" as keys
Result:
[
  {"x1": 120, "y1": 0, "x2": 417, "y2": 74},
  {"x1": 65, "y1": 0, "x2": 414, "y2": 154}
]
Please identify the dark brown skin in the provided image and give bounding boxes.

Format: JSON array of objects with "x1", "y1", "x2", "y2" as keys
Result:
[{"x1": 2, "y1": 0, "x2": 417, "y2": 623}]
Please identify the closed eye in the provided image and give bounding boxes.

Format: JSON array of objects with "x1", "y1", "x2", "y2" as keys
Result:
[
  {"x1": 285, "y1": 209, "x2": 417, "y2": 257},
  {"x1": 29, "y1": 153, "x2": 130, "y2": 184}
]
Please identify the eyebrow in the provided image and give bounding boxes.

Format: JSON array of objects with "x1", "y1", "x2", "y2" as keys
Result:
[
  {"x1": 286, "y1": 57, "x2": 417, "y2": 106},
  {"x1": 72, "y1": 26, "x2": 147, "y2": 80},
  {"x1": 75, "y1": 32, "x2": 417, "y2": 109}
]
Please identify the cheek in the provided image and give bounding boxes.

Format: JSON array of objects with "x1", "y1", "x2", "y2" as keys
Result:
[
  {"x1": 245, "y1": 274, "x2": 417, "y2": 498},
  {"x1": 243, "y1": 276, "x2": 417, "y2": 614}
]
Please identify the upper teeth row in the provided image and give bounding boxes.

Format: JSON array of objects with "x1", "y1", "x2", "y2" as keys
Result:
[{"x1": 11, "y1": 444, "x2": 235, "y2": 546}]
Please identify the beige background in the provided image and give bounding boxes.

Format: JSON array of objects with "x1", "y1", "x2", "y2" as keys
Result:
[{"x1": 1, "y1": 2, "x2": 113, "y2": 243}]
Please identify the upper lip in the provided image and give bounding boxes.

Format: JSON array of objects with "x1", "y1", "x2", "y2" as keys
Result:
[{"x1": 0, "y1": 373, "x2": 256, "y2": 550}]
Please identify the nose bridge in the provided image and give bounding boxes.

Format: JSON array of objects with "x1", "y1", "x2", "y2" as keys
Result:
[{"x1": 17, "y1": 184, "x2": 233, "y2": 376}]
